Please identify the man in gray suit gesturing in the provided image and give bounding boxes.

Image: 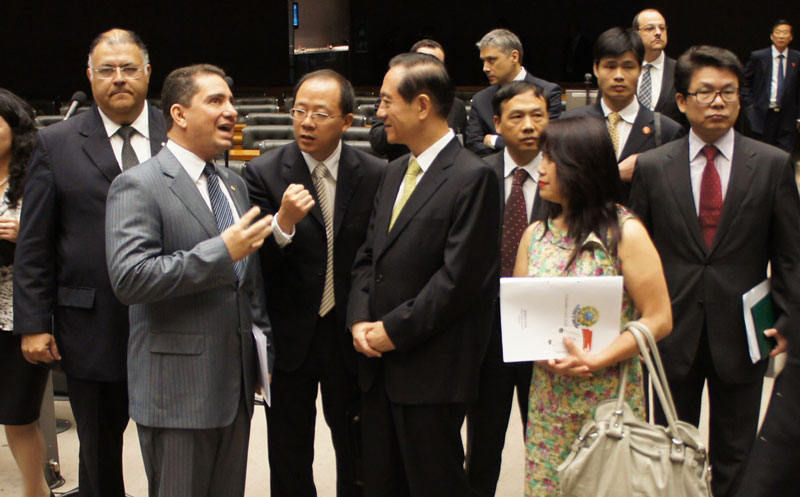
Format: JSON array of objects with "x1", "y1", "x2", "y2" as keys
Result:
[{"x1": 105, "y1": 64, "x2": 274, "y2": 497}]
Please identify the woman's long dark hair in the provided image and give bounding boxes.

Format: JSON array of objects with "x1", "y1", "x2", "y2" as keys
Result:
[
  {"x1": 0, "y1": 88, "x2": 37, "y2": 210},
  {"x1": 537, "y1": 116, "x2": 624, "y2": 269}
]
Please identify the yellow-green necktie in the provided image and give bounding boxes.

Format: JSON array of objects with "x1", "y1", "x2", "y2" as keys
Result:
[
  {"x1": 389, "y1": 158, "x2": 422, "y2": 231},
  {"x1": 607, "y1": 112, "x2": 621, "y2": 156}
]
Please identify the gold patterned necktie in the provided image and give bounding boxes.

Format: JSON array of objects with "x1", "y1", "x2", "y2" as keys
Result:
[
  {"x1": 313, "y1": 163, "x2": 335, "y2": 316},
  {"x1": 389, "y1": 158, "x2": 422, "y2": 231},
  {"x1": 607, "y1": 112, "x2": 621, "y2": 156}
]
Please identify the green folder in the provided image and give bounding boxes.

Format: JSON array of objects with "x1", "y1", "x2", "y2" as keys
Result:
[{"x1": 750, "y1": 294, "x2": 777, "y2": 360}]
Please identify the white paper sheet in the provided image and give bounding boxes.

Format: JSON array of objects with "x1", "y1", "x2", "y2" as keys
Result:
[
  {"x1": 252, "y1": 324, "x2": 272, "y2": 406},
  {"x1": 500, "y1": 276, "x2": 624, "y2": 362}
]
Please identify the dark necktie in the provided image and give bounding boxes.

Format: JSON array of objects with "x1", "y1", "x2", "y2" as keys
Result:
[
  {"x1": 777, "y1": 54, "x2": 786, "y2": 105},
  {"x1": 500, "y1": 167, "x2": 530, "y2": 277},
  {"x1": 117, "y1": 125, "x2": 139, "y2": 170},
  {"x1": 203, "y1": 163, "x2": 244, "y2": 280},
  {"x1": 698, "y1": 145, "x2": 722, "y2": 249},
  {"x1": 639, "y1": 63, "x2": 653, "y2": 109}
]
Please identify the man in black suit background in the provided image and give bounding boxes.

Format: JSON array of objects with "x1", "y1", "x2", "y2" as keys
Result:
[
  {"x1": 347, "y1": 53, "x2": 500, "y2": 497},
  {"x1": 465, "y1": 29, "x2": 562, "y2": 157},
  {"x1": 630, "y1": 45, "x2": 800, "y2": 497},
  {"x1": 15, "y1": 29, "x2": 166, "y2": 497},
  {"x1": 465, "y1": 80, "x2": 547, "y2": 497},
  {"x1": 563, "y1": 27, "x2": 682, "y2": 199},
  {"x1": 743, "y1": 19, "x2": 800, "y2": 153},
  {"x1": 369, "y1": 39, "x2": 467, "y2": 160},
  {"x1": 632, "y1": 9, "x2": 682, "y2": 124},
  {"x1": 245, "y1": 69, "x2": 384, "y2": 497}
]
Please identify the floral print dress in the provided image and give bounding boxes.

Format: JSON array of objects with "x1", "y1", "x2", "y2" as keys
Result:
[{"x1": 524, "y1": 205, "x2": 645, "y2": 496}]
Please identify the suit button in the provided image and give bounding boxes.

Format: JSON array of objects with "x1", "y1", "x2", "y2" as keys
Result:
[{"x1": 376, "y1": 274, "x2": 383, "y2": 283}]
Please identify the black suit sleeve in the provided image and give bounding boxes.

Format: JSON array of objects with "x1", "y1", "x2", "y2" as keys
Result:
[
  {"x1": 13, "y1": 133, "x2": 57, "y2": 334},
  {"x1": 347, "y1": 182, "x2": 380, "y2": 327},
  {"x1": 545, "y1": 84, "x2": 564, "y2": 120},
  {"x1": 244, "y1": 161, "x2": 288, "y2": 275},
  {"x1": 368, "y1": 121, "x2": 408, "y2": 160},
  {"x1": 465, "y1": 104, "x2": 496, "y2": 157},
  {"x1": 742, "y1": 52, "x2": 758, "y2": 108},
  {"x1": 448, "y1": 98, "x2": 468, "y2": 135},
  {"x1": 628, "y1": 160, "x2": 652, "y2": 233}
]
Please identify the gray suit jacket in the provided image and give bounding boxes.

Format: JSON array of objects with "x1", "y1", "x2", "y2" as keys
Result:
[{"x1": 105, "y1": 147, "x2": 273, "y2": 429}]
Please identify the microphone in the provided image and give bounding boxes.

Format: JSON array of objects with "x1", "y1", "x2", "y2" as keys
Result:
[
  {"x1": 584, "y1": 73, "x2": 592, "y2": 105},
  {"x1": 63, "y1": 91, "x2": 88, "y2": 120}
]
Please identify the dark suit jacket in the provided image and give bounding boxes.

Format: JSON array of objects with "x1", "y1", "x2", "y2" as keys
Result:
[
  {"x1": 13, "y1": 104, "x2": 166, "y2": 381},
  {"x1": 629, "y1": 133, "x2": 800, "y2": 383},
  {"x1": 466, "y1": 71, "x2": 563, "y2": 157},
  {"x1": 369, "y1": 98, "x2": 468, "y2": 160},
  {"x1": 562, "y1": 101, "x2": 683, "y2": 200},
  {"x1": 347, "y1": 137, "x2": 500, "y2": 404},
  {"x1": 483, "y1": 151, "x2": 543, "y2": 222},
  {"x1": 106, "y1": 148, "x2": 270, "y2": 428},
  {"x1": 244, "y1": 142, "x2": 384, "y2": 372},
  {"x1": 653, "y1": 56, "x2": 683, "y2": 125},
  {"x1": 743, "y1": 47, "x2": 800, "y2": 135}
]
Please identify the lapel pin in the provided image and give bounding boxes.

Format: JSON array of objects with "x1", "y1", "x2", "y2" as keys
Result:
[
  {"x1": 793, "y1": 62, "x2": 797, "y2": 67},
  {"x1": 642, "y1": 126, "x2": 651, "y2": 135},
  {"x1": 231, "y1": 185, "x2": 237, "y2": 191},
  {"x1": 161, "y1": 141, "x2": 166, "y2": 146}
]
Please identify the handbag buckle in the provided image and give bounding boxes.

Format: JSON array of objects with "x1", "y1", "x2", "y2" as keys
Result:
[
  {"x1": 670, "y1": 438, "x2": 685, "y2": 462},
  {"x1": 607, "y1": 410, "x2": 625, "y2": 439}
]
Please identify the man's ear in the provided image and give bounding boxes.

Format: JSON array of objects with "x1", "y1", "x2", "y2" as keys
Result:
[{"x1": 170, "y1": 104, "x2": 187, "y2": 129}]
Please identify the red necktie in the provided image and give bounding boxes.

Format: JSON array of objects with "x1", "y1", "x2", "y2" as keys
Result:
[
  {"x1": 500, "y1": 168, "x2": 530, "y2": 277},
  {"x1": 698, "y1": 145, "x2": 722, "y2": 249}
]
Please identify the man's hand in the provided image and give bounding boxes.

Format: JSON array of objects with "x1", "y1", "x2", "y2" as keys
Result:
[
  {"x1": 351, "y1": 321, "x2": 382, "y2": 358},
  {"x1": 276, "y1": 184, "x2": 315, "y2": 234},
  {"x1": 365, "y1": 321, "x2": 396, "y2": 353},
  {"x1": 21, "y1": 333, "x2": 61, "y2": 365},
  {"x1": 221, "y1": 207, "x2": 274, "y2": 262},
  {"x1": 765, "y1": 328, "x2": 788, "y2": 357},
  {"x1": 0, "y1": 216, "x2": 19, "y2": 242},
  {"x1": 618, "y1": 153, "x2": 639, "y2": 182},
  {"x1": 483, "y1": 134, "x2": 498, "y2": 148}
]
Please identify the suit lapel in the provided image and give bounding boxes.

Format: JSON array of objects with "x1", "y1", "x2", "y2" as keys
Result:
[
  {"x1": 620, "y1": 108, "x2": 654, "y2": 159},
  {"x1": 282, "y1": 144, "x2": 325, "y2": 228},
  {"x1": 663, "y1": 137, "x2": 706, "y2": 252},
  {"x1": 333, "y1": 144, "x2": 362, "y2": 239},
  {"x1": 379, "y1": 139, "x2": 457, "y2": 256},
  {"x1": 161, "y1": 148, "x2": 219, "y2": 239},
  {"x1": 80, "y1": 106, "x2": 122, "y2": 184},
  {"x1": 709, "y1": 133, "x2": 755, "y2": 254},
  {"x1": 655, "y1": 58, "x2": 674, "y2": 110},
  {"x1": 371, "y1": 159, "x2": 405, "y2": 258},
  {"x1": 148, "y1": 104, "x2": 167, "y2": 156}
]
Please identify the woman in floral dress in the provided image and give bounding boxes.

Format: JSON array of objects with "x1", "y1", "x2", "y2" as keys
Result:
[{"x1": 513, "y1": 116, "x2": 672, "y2": 496}]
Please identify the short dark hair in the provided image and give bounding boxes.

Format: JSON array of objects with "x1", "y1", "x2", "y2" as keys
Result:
[
  {"x1": 292, "y1": 69, "x2": 355, "y2": 115},
  {"x1": 593, "y1": 27, "x2": 644, "y2": 66},
  {"x1": 674, "y1": 45, "x2": 743, "y2": 95},
  {"x1": 411, "y1": 38, "x2": 444, "y2": 54},
  {"x1": 0, "y1": 88, "x2": 37, "y2": 209},
  {"x1": 538, "y1": 116, "x2": 624, "y2": 268},
  {"x1": 88, "y1": 28, "x2": 150, "y2": 68},
  {"x1": 388, "y1": 52, "x2": 454, "y2": 119},
  {"x1": 772, "y1": 19, "x2": 792, "y2": 33},
  {"x1": 492, "y1": 81, "x2": 545, "y2": 117},
  {"x1": 161, "y1": 64, "x2": 227, "y2": 130}
]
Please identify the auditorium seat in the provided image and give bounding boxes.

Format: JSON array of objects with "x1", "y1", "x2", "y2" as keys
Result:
[
  {"x1": 345, "y1": 141, "x2": 386, "y2": 159},
  {"x1": 245, "y1": 112, "x2": 293, "y2": 125},
  {"x1": 355, "y1": 96, "x2": 380, "y2": 106},
  {"x1": 241, "y1": 125, "x2": 295, "y2": 149},
  {"x1": 236, "y1": 96, "x2": 279, "y2": 105},
  {"x1": 351, "y1": 115, "x2": 367, "y2": 127},
  {"x1": 58, "y1": 105, "x2": 90, "y2": 116},
  {"x1": 356, "y1": 104, "x2": 377, "y2": 118},
  {"x1": 236, "y1": 104, "x2": 280, "y2": 119},
  {"x1": 343, "y1": 127, "x2": 370, "y2": 141},
  {"x1": 35, "y1": 115, "x2": 65, "y2": 127}
]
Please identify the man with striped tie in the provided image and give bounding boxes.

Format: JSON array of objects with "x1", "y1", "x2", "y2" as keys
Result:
[
  {"x1": 245, "y1": 69, "x2": 384, "y2": 497},
  {"x1": 105, "y1": 64, "x2": 274, "y2": 497},
  {"x1": 632, "y1": 9, "x2": 682, "y2": 124}
]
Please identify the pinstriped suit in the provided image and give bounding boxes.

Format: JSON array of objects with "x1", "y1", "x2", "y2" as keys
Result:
[{"x1": 105, "y1": 146, "x2": 273, "y2": 495}]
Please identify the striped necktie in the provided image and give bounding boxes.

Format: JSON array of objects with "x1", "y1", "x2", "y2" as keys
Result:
[
  {"x1": 639, "y1": 64, "x2": 653, "y2": 109},
  {"x1": 313, "y1": 163, "x2": 335, "y2": 316},
  {"x1": 203, "y1": 163, "x2": 244, "y2": 281}
]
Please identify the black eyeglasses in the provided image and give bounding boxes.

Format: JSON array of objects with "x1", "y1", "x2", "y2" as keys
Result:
[{"x1": 685, "y1": 88, "x2": 739, "y2": 105}]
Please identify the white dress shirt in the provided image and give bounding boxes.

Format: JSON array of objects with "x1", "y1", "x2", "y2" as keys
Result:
[
  {"x1": 638, "y1": 51, "x2": 665, "y2": 111},
  {"x1": 770, "y1": 45, "x2": 789, "y2": 108},
  {"x1": 272, "y1": 140, "x2": 343, "y2": 247},
  {"x1": 393, "y1": 130, "x2": 455, "y2": 209},
  {"x1": 600, "y1": 98, "x2": 639, "y2": 159},
  {"x1": 99, "y1": 102, "x2": 153, "y2": 169},
  {"x1": 688, "y1": 128, "x2": 734, "y2": 215},
  {"x1": 166, "y1": 140, "x2": 239, "y2": 221},
  {"x1": 503, "y1": 148, "x2": 541, "y2": 222}
]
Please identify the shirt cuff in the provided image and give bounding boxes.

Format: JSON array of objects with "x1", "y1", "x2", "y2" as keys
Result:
[
  {"x1": 490, "y1": 135, "x2": 498, "y2": 148},
  {"x1": 271, "y1": 216, "x2": 294, "y2": 247}
]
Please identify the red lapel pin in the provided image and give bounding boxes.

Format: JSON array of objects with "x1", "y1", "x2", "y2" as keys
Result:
[{"x1": 642, "y1": 126, "x2": 651, "y2": 135}]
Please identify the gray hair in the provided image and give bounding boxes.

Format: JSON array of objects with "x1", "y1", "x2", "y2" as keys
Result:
[
  {"x1": 87, "y1": 29, "x2": 150, "y2": 73},
  {"x1": 476, "y1": 29, "x2": 523, "y2": 63}
]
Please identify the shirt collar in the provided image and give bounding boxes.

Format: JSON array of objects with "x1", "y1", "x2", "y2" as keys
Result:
[
  {"x1": 645, "y1": 50, "x2": 665, "y2": 69},
  {"x1": 503, "y1": 148, "x2": 541, "y2": 182},
  {"x1": 772, "y1": 45, "x2": 788, "y2": 58},
  {"x1": 98, "y1": 102, "x2": 150, "y2": 140},
  {"x1": 688, "y1": 127, "x2": 735, "y2": 162},
  {"x1": 410, "y1": 129, "x2": 455, "y2": 172},
  {"x1": 600, "y1": 97, "x2": 639, "y2": 124},
  {"x1": 512, "y1": 67, "x2": 527, "y2": 82},
  {"x1": 166, "y1": 139, "x2": 209, "y2": 182},
  {"x1": 301, "y1": 140, "x2": 342, "y2": 181}
]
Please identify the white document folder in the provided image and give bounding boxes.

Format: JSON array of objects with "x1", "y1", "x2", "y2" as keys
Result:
[{"x1": 500, "y1": 276, "x2": 624, "y2": 362}]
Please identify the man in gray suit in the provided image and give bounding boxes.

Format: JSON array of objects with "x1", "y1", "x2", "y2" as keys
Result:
[{"x1": 105, "y1": 64, "x2": 274, "y2": 497}]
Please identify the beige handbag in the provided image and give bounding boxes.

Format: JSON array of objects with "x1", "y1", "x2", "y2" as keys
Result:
[{"x1": 557, "y1": 322, "x2": 713, "y2": 497}]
